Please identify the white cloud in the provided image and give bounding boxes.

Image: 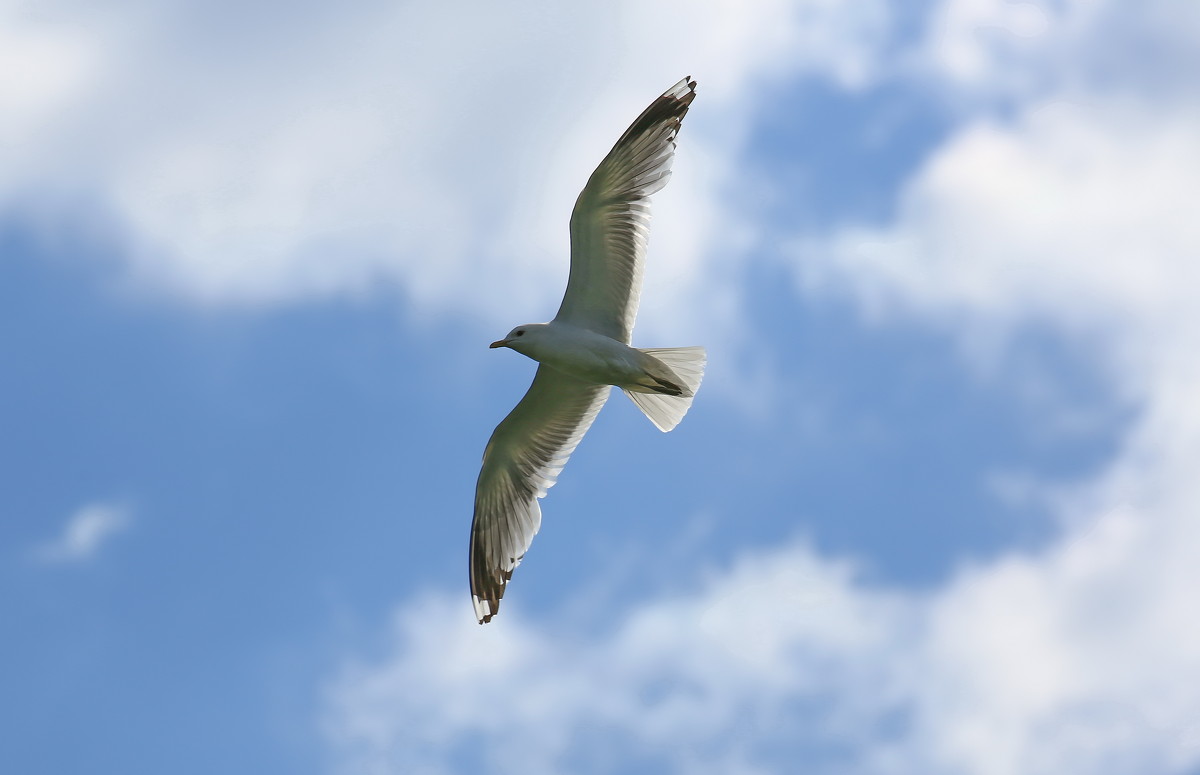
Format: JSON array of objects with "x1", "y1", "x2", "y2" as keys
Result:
[
  {"x1": 801, "y1": 100, "x2": 1200, "y2": 367},
  {"x1": 325, "y1": 485, "x2": 1200, "y2": 775},
  {"x1": 324, "y1": 546, "x2": 910, "y2": 775},
  {"x1": 34, "y1": 502, "x2": 132, "y2": 564},
  {"x1": 1, "y1": 0, "x2": 888, "y2": 343},
  {"x1": 323, "y1": 1, "x2": 1200, "y2": 773},
  {"x1": 916, "y1": 0, "x2": 1200, "y2": 107}
]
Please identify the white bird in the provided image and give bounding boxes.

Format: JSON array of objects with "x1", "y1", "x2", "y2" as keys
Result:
[{"x1": 470, "y1": 76, "x2": 706, "y2": 624}]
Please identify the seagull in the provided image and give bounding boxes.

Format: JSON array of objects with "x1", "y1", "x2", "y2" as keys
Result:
[{"x1": 470, "y1": 76, "x2": 705, "y2": 624}]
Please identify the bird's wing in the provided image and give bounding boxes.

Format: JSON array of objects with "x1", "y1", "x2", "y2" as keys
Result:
[
  {"x1": 553, "y1": 77, "x2": 697, "y2": 343},
  {"x1": 470, "y1": 366, "x2": 610, "y2": 623}
]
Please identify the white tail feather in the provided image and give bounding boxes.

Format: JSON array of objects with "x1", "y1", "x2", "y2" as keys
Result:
[{"x1": 622, "y1": 346, "x2": 706, "y2": 432}]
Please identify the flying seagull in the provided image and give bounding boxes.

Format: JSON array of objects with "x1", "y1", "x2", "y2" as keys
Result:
[{"x1": 470, "y1": 76, "x2": 705, "y2": 624}]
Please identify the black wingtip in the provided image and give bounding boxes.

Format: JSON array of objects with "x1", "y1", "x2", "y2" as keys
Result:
[{"x1": 608, "y1": 76, "x2": 698, "y2": 154}]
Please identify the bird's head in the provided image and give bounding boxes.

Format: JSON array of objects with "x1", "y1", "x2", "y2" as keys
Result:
[{"x1": 489, "y1": 324, "x2": 546, "y2": 354}]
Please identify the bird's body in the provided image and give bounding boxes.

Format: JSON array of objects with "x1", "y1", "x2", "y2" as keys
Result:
[
  {"x1": 491, "y1": 323, "x2": 694, "y2": 397},
  {"x1": 470, "y1": 77, "x2": 704, "y2": 623}
]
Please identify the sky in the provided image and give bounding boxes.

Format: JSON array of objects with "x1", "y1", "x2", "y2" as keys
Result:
[{"x1": 3, "y1": 1, "x2": 1199, "y2": 773}]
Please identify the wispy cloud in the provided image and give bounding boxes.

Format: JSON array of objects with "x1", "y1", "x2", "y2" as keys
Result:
[{"x1": 34, "y1": 502, "x2": 132, "y2": 564}]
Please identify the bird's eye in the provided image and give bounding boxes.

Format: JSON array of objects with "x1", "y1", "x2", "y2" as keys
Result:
[{"x1": 515, "y1": 330, "x2": 524, "y2": 337}]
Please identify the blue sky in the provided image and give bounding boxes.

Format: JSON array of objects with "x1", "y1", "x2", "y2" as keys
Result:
[{"x1": 4, "y1": 2, "x2": 1200, "y2": 774}]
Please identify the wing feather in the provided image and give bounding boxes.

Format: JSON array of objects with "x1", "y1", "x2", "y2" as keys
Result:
[
  {"x1": 554, "y1": 77, "x2": 697, "y2": 342},
  {"x1": 469, "y1": 366, "x2": 609, "y2": 623}
]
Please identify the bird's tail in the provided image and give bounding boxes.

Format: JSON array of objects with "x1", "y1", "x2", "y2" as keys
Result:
[{"x1": 622, "y1": 346, "x2": 707, "y2": 432}]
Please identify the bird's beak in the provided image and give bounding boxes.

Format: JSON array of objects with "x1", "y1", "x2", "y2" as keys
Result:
[{"x1": 489, "y1": 339, "x2": 509, "y2": 349}]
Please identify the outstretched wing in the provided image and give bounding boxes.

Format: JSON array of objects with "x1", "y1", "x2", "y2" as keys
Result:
[
  {"x1": 554, "y1": 77, "x2": 697, "y2": 343},
  {"x1": 470, "y1": 366, "x2": 609, "y2": 623}
]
